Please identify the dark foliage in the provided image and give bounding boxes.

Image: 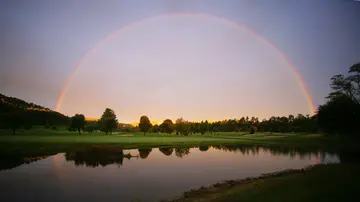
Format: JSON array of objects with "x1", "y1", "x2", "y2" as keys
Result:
[
  {"x1": 70, "y1": 114, "x2": 85, "y2": 134},
  {"x1": 139, "y1": 116, "x2": 152, "y2": 136},
  {"x1": 138, "y1": 148, "x2": 152, "y2": 159},
  {"x1": 0, "y1": 93, "x2": 69, "y2": 133},
  {"x1": 98, "y1": 108, "x2": 118, "y2": 134},
  {"x1": 317, "y1": 63, "x2": 360, "y2": 136}
]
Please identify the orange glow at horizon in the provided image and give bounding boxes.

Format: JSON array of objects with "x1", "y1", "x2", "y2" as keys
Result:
[{"x1": 55, "y1": 13, "x2": 316, "y2": 123}]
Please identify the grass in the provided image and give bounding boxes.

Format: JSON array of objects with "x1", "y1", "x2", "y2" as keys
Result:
[
  {"x1": 165, "y1": 163, "x2": 360, "y2": 202},
  {"x1": 0, "y1": 128, "x2": 359, "y2": 157}
]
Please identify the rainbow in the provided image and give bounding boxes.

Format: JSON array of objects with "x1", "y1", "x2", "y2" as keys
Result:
[{"x1": 55, "y1": 12, "x2": 316, "y2": 115}]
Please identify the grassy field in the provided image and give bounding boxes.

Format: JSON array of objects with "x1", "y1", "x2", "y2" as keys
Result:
[
  {"x1": 1, "y1": 128, "x2": 359, "y2": 156},
  {"x1": 166, "y1": 163, "x2": 360, "y2": 202},
  {"x1": 0, "y1": 127, "x2": 356, "y2": 157}
]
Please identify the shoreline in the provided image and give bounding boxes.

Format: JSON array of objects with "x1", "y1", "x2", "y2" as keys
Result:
[
  {"x1": 164, "y1": 165, "x2": 318, "y2": 201},
  {"x1": 164, "y1": 163, "x2": 360, "y2": 202}
]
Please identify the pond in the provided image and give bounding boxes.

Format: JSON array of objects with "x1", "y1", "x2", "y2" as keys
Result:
[{"x1": 0, "y1": 145, "x2": 339, "y2": 202}]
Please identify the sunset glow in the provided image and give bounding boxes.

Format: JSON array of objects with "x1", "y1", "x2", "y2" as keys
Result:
[{"x1": 55, "y1": 13, "x2": 315, "y2": 123}]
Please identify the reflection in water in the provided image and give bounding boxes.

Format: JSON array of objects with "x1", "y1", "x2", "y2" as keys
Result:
[
  {"x1": 213, "y1": 145, "x2": 331, "y2": 161},
  {"x1": 199, "y1": 146, "x2": 209, "y2": 152},
  {"x1": 0, "y1": 145, "x2": 344, "y2": 170},
  {"x1": 175, "y1": 147, "x2": 190, "y2": 158},
  {"x1": 159, "y1": 148, "x2": 173, "y2": 156},
  {"x1": 0, "y1": 155, "x2": 51, "y2": 171},
  {"x1": 63, "y1": 145, "x2": 339, "y2": 167},
  {"x1": 138, "y1": 148, "x2": 152, "y2": 159},
  {"x1": 0, "y1": 145, "x2": 343, "y2": 202},
  {"x1": 65, "y1": 146, "x2": 129, "y2": 167}
]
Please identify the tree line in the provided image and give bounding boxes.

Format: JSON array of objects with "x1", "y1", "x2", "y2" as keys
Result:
[
  {"x1": 69, "y1": 63, "x2": 360, "y2": 136},
  {"x1": 1, "y1": 63, "x2": 359, "y2": 136},
  {"x1": 70, "y1": 108, "x2": 316, "y2": 135}
]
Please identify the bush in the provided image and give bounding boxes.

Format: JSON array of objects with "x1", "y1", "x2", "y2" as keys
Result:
[
  {"x1": 51, "y1": 126, "x2": 57, "y2": 130},
  {"x1": 249, "y1": 126, "x2": 257, "y2": 134}
]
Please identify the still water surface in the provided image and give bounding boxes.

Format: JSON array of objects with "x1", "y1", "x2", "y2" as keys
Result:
[{"x1": 0, "y1": 146, "x2": 339, "y2": 202}]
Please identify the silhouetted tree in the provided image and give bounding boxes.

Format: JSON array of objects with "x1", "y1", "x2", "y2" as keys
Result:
[
  {"x1": 249, "y1": 125, "x2": 257, "y2": 134},
  {"x1": 151, "y1": 124, "x2": 160, "y2": 133},
  {"x1": 84, "y1": 121, "x2": 98, "y2": 133},
  {"x1": 70, "y1": 114, "x2": 85, "y2": 134},
  {"x1": 199, "y1": 121, "x2": 208, "y2": 135},
  {"x1": 317, "y1": 63, "x2": 360, "y2": 135},
  {"x1": 6, "y1": 109, "x2": 24, "y2": 135},
  {"x1": 139, "y1": 116, "x2": 152, "y2": 136},
  {"x1": 327, "y1": 63, "x2": 360, "y2": 104},
  {"x1": 160, "y1": 119, "x2": 174, "y2": 134},
  {"x1": 317, "y1": 95, "x2": 360, "y2": 135},
  {"x1": 175, "y1": 117, "x2": 190, "y2": 136},
  {"x1": 99, "y1": 108, "x2": 118, "y2": 134}
]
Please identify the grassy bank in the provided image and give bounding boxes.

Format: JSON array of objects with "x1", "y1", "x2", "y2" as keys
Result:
[
  {"x1": 0, "y1": 129, "x2": 355, "y2": 156},
  {"x1": 165, "y1": 163, "x2": 360, "y2": 202},
  {"x1": 0, "y1": 129, "x2": 359, "y2": 157}
]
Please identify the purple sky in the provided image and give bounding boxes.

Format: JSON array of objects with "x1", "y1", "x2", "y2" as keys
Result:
[{"x1": 1, "y1": 0, "x2": 360, "y2": 122}]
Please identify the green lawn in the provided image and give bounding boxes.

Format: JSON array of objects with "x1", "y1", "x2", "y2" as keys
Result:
[
  {"x1": 166, "y1": 163, "x2": 360, "y2": 202},
  {"x1": 0, "y1": 129, "x2": 336, "y2": 154},
  {"x1": 0, "y1": 128, "x2": 358, "y2": 157}
]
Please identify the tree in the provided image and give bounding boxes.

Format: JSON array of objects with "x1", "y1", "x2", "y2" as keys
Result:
[
  {"x1": 317, "y1": 63, "x2": 360, "y2": 135},
  {"x1": 70, "y1": 114, "x2": 85, "y2": 134},
  {"x1": 5, "y1": 110, "x2": 24, "y2": 135},
  {"x1": 249, "y1": 125, "x2": 257, "y2": 134},
  {"x1": 199, "y1": 121, "x2": 208, "y2": 135},
  {"x1": 175, "y1": 117, "x2": 190, "y2": 136},
  {"x1": 139, "y1": 116, "x2": 152, "y2": 136},
  {"x1": 327, "y1": 63, "x2": 360, "y2": 104},
  {"x1": 99, "y1": 108, "x2": 118, "y2": 134},
  {"x1": 317, "y1": 95, "x2": 360, "y2": 135},
  {"x1": 151, "y1": 124, "x2": 160, "y2": 133},
  {"x1": 84, "y1": 121, "x2": 98, "y2": 133},
  {"x1": 159, "y1": 119, "x2": 174, "y2": 134}
]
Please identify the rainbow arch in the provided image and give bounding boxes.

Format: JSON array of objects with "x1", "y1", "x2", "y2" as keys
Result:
[{"x1": 55, "y1": 12, "x2": 316, "y2": 115}]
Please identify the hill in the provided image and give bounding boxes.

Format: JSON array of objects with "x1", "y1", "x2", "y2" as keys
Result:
[{"x1": 0, "y1": 93, "x2": 69, "y2": 127}]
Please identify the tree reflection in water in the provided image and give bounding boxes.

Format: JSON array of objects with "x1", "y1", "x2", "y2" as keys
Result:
[
  {"x1": 62, "y1": 145, "x2": 340, "y2": 168},
  {"x1": 212, "y1": 145, "x2": 333, "y2": 163},
  {"x1": 159, "y1": 148, "x2": 173, "y2": 156},
  {"x1": 175, "y1": 147, "x2": 190, "y2": 158},
  {"x1": 199, "y1": 146, "x2": 209, "y2": 152},
  {"x1": 138, "y1": 148, "x2": 152, "y2": 159},
  {"x1": 65, "y1": 146, "x2": 135, "y2": 167}
]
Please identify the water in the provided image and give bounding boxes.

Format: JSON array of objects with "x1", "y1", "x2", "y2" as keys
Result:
[{"x1": 0, "y1": 146, "x2": 339, "y2": 202}]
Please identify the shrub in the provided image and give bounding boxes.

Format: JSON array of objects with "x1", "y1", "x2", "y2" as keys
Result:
[{"x1": 249, "y1": 126, "x2": 257, "y2": 134}]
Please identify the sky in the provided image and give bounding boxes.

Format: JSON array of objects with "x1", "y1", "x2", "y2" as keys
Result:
[{"x1": 1, "y1": 0, "x2": 360, "y2": 123}]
